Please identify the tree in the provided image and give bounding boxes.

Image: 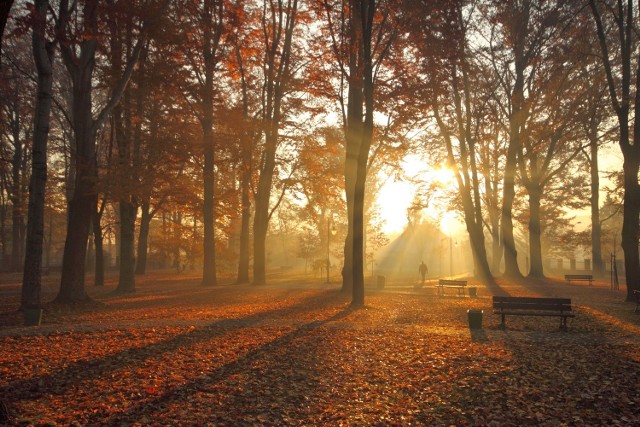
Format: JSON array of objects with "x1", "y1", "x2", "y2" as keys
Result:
[
  {"x1": 21, "y1": 0, "x2": 56, "y2": 309},
  {"x1": 227, "y1": 2, "x2": 259, "y2": 284},
  {"x1": 314, "y1": 0, "x2": 402, "y2": 305},
  {"x1": 252, "y1": 0, "x2": 301, "y2": 285},
  {"x1": 588, "y1": 0, "x2": 640, "y2": 300},
  {"x1": 55, "y1": 0, "x2": 146, "y2": 303},
  {"x1": 576, "y1": 56, "x2": 610, "y2": 276},
  {"x1": 104, "y1": 0, "x2": 149, "y2": 293},
  {"x1": 486, "y1": 0, "x2": 569, "y2": 278},
  {"x1": 178, "y1": 0, "x2": 226, "y2": 286},
  {"x1": 516, "y1": 10, "x2": 588, "y2": 278}
]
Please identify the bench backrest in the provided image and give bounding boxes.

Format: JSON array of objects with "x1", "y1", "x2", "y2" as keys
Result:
[
  {"x1": 438, "y1": 279, "x2": 467, "y2": 286},
  {"x1": 493, "y1": 296, "x2": 572, "y2": 312}
]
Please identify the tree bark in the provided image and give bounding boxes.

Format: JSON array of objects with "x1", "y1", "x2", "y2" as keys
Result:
[
  {"x1": 21, "y1": 0, "x2": 54, "y2": 309},
  {"x1": 10, "y1": 126, "x2": 23, "y2": 272},
  {"x1": 621, "y1": 155, "x2": 640, "y2": 301},
  {"x1": 527, "y1": 185, "x2": 543, "y2": 277},
  {"x1": 112, "y1": 14, "x2": 140, "y2": 294},
  {"x1": 135, "y1": 200, "x2": 151, "y2": 275},
  {"x1": 350, "y1": 0, "x2": 376, "y2": 307},
  {"x1": 202, "y1": 134, "x2": 216, "y2": 285},
  {"x1": 589, "y1": 134, "x2": 604, "y2": 275},
  {"x1": 342, "y1": 0, "x2": 364, "y2": 295},
  {"x1": 200, "y1": 0, "x2": 221, "y2": 286},
  {"x1": 236, "y1": 46, "x2": 251, "y2": 285},
  {"x1": 253, "y1": 157, "x2": 273, "y2": 285},
  {"x1": 501, "y1": 93, "x2": 524, "y2": 278},
  {"x1": 93, "y1": 208, "x2": 104, "y2": 286},
  {"x1": 237, "y1": 151, "x2": 251, "y2": 283},
  {"x1": 116, "y1": 202, "x2": 136, "y2": 292}
]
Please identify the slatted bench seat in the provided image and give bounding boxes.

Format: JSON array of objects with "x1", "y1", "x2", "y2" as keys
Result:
[
  {"x1": 437, "y1": 279, "x2": 467, "y2": 296},
  {"x1": 493, "y1": 296, "x2": 575, "y2": 331},
  {"x1": 564, "y1": 274, "x2": 593, "y2": 286}
]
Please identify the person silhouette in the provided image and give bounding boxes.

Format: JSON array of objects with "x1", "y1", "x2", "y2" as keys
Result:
[{"x1": 418, "y1": 261, "x2": 428, "y2": 285}]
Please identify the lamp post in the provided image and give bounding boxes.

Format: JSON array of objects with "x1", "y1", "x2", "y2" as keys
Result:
[{"x1": 326, "y1": 218, "x2": 337, "y2": 283}]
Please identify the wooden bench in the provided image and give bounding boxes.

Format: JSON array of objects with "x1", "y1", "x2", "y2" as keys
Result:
[
  {"x1": 564, "y1": 274, "x2": 593, "y2": 286},
  {"x1": 437, "y1": 279, "x2": 467, "y2": 296},
  {"x1": 493, "y1": 296, "x2": 574, "y2": 331}
]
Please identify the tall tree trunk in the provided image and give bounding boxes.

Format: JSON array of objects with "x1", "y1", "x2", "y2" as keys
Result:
[
  {"x1": 202, "y1": 127, "x2": 216, "y2": 285},
  {"x1": 487, "y1": 171, "x2": 502, "y2": 274},
  {"x1": 350, "y1": 0, "x2": 376, "y2": 307},
  {"x1": 342, "y1": 0, "x2": 364, "y2": 295},
  {"x1": 93, "y1": 208, "x2": 104, "y2": 286},
  {"x1": 1, "y1": 200, "x2": 7, "y2": 264},
  {"x1": 237, "y1": 156, "x2": 251, "y2": 283},
  {"x1": 467, "y1": 221, "x2": 492, "y2": 280},
  {"x1": 135, "y1": 200, "x2": 151, "y2": 275},
  {"x1": 621, "y1": 155, "x2": 640, "y2": 301},
  {"x1": 200, "y1": 0, "x2": 221, "y2": 286},
  {"x1": 10, "y1": 119, "x2": 23, "y2": 272},
  {"x1": 501, "y1": 116, "x2": 523, "y2": 278},
  {"x1": 500, "y1": 2, "x2": 532, "y2": 279},
  {"x1": 527, "y1": 185, "x2": 543, "y2": 277},
  {"x1": 116, "y1": 202, "x2": 136, "y2": 292},
  {"x1": 21, "y1": 0, "x2": 54, "y2": 309},
  {"x1": 57, "y1": 49, "x2": 98, "y2": 303},
  {"x1": 253, "y1": 150, "x2": 274, "y2": 285},
  {"x1": 113, "y1": 16, "x2": 139, "y2": 294},
  {"x1": 589, "y1": 134, "x2": 604, "y2": 275},
  {"x1": 236, "y1": 60, "x2": 251, "y2": 284}
]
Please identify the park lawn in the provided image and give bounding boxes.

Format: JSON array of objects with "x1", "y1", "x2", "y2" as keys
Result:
[{"x1": 1, "y1": 272, "x2": 640, "y2": 426}]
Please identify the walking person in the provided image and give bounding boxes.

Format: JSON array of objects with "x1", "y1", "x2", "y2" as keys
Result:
[{"x1": 418, "y1": 261, "x2": 428, "y2": 286}]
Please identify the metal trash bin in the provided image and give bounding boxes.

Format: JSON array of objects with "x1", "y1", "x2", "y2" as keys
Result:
[
  {"x1": 377, "y1": 275, "x2": 385, "y2": 289},
  {"x1": 467, "y1": 309, "x2": 483, "y2": 329}
]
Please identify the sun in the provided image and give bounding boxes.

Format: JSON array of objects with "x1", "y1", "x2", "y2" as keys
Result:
[
  {"x1": 432, "y1": 164, "x2": 456, "y2": 187},
  {"x1": 375, "y1": 156, "x2": 459, "y2": 235},
  {"x1": 377, "y1": 180, "x2": 415, "y2": 235}
]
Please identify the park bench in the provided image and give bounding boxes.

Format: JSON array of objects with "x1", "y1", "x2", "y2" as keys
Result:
[
  {"x1": 634, "y1": 290, "x2": 640, "y2": 313},
  {"x1": 564, "y1": 274, "x2": 593, "y2": 286},
  {"x1": 437, "y1": 279, "x2": 467, "y2": 296},
  {"x1": 493, "y1": 296, "x2": 574, "y2": 331}
]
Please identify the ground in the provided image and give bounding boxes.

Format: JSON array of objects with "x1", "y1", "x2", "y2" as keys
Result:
[{"x1": 1, "y1": 271, "x2": 639, "y2": 426}]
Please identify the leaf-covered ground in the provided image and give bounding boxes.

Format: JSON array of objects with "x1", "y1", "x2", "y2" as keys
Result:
[{"x1": 1, "y1": 271, "x2": 640, "y2": 426}]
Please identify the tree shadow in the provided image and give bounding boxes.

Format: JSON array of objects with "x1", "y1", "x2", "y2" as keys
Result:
[
  {"x1": 92, "y1": 308, "x2": 354, "y2": 425},
  {"x1": 0, "y1": 291, "x2": 349, "y2": 419}
]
